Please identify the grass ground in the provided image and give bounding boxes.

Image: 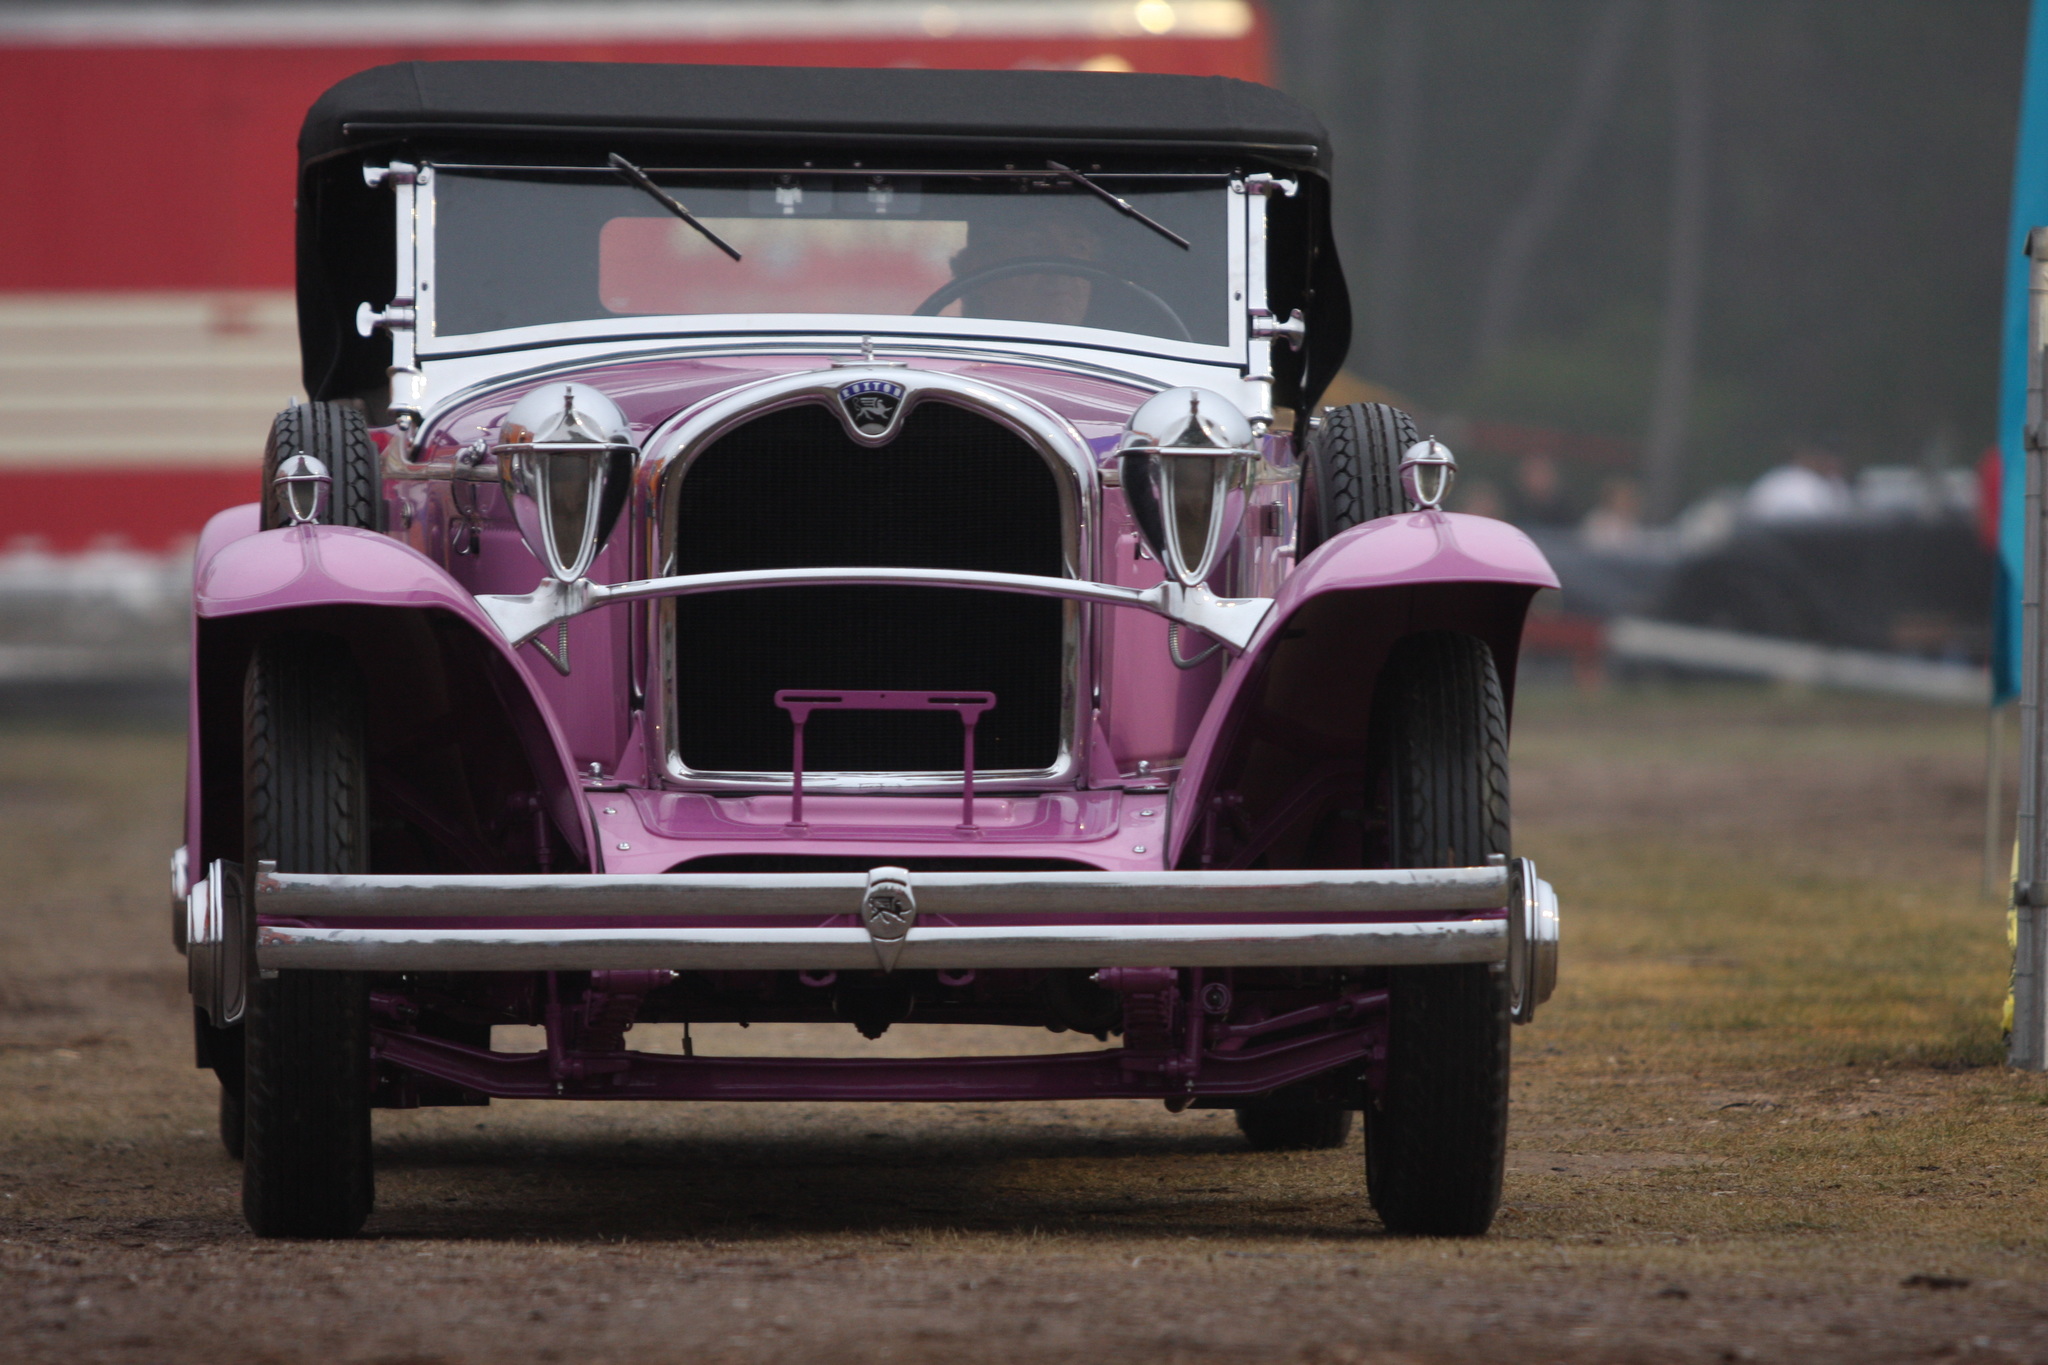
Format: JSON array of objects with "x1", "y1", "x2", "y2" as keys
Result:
[
  {"x1": 1502, "y1": 686, "x2": 2044, "y2": 1278},
  {"x1": 1, "y1": 684, "x2": 2044, "y2": 1363}
]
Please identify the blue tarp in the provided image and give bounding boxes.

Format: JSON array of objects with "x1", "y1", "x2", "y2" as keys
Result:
[{"x1": 1997, "y1": 0, "x2": 2048, "y2": 702}]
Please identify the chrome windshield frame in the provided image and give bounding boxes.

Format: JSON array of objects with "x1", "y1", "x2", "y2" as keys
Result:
[{"x1": 393, "y1": 160, "x2": 1251, "y2": 369}]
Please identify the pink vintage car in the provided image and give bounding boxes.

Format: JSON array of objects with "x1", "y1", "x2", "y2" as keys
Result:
[{"x1": 172, "y1": 60, "x2": 1559, "y2": 1239}]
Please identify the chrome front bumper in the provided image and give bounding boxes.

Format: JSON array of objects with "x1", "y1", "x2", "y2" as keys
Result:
[{"x1": 184, "y1": 859, "x2": 1559, "y2": 1025}]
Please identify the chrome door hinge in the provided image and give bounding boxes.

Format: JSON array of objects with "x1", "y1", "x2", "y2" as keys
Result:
[{"x1": 1250, "y1": 308, "x2": 1306, "y2": 351}]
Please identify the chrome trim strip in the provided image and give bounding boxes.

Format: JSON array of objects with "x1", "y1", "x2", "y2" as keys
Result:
[
  {"x1": 256, "y1": 919, "x2": 1506, "y2": 973},
  {"x1": 639, "y1": 367, "x2": 1096, "y2": 575},
  {"x1": 433, "y1": 163, "x2": 1242, "y2": 182},
  {"x1": 410, "y1": 335, "x2": 1248, "y2": 436},
  {"x1": 475, "y1": 567, "x2": 1273, "y2": 656},
  {"x1": 419, "y1": 310, "x2": 1238, "y2": 367},
  {"x1": 1239, "y1": 177, "x2": 1273, "y2": 420},
  {"x1": 254, "y1": 865, "x2": 1510, "y2": 918},
  {"x1": 363, "y1": 162, "x2": 426, "y2": 424}
]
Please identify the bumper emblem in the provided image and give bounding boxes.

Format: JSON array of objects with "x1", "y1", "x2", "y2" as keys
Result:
[{"x1": 860, "y1": 866, "x2": 917, "y2": 971}]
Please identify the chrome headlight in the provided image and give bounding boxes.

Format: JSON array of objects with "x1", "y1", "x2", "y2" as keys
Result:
[
  {"x1": 1400, "y1": 437, "x2": 1457, "y2": 510},
  {"x1": 493, "y1": 383, "x2": 638, "y2": 581},
  {"x1": 1116, "y1": 387, "x2": 1257, "y2": 587}
]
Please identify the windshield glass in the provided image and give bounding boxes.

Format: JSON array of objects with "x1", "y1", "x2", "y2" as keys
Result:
[{"x1": 431, "y1": 168, "x2": 1232, "y2": 345}]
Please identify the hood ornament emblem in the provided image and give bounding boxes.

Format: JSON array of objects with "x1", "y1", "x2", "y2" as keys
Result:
[
  {"x1": 837, "y1": 377, "x2": 907, "y2": 441},
  {"x1": 860, "y1": 866, "x2": 917, "y2": 971}
]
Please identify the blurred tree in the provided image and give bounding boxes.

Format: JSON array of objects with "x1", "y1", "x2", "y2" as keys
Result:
[
  {"x1": 1471, "y1": 0, "x2": 1645, "y2": 372},
  {"x1": 1368, "y1": 0, "x2": 1424, "y2": 387},
  {"x1": 1266, "y1": 0, "x2": 2027, "y2": 510},
  {"x1": 1642, "y1": 0, "x2": 1710, "y2": 519}
]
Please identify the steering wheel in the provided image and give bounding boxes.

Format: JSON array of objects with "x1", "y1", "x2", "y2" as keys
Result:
[{"x1": 913, "y1": 257, "x2": 1193, "y2": 343}]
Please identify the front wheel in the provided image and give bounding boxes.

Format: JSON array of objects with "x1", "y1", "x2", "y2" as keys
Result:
[
  {"x1": 1366, "y1": 963, "x2": 1509, "y2": 1235},
  {"x1": 239, "y1": 635, "x2": 374, "y2": 1238},
  {"x1": 1363, "y1": 632, "x2": 1512, "y2": 1236}
]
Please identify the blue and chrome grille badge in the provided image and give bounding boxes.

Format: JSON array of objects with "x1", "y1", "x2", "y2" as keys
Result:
[{"x1": 837, "y1": 378, "x2": 907, "y2": 440}]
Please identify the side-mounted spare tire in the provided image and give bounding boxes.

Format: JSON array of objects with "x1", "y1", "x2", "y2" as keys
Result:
[
  {"x1": 260, "y1": 402, "x2": 381, "y2": 531},
  {"x1": 1296, "y1": 402, "x2": 1418, "y2": 560}
]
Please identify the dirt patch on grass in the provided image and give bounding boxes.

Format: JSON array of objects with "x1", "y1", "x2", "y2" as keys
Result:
[{"x1": 3, "y1": 691, "x2": 2045, "y2": 1363}]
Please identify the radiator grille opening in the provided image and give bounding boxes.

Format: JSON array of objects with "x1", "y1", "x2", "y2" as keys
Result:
[{"x1": 672, "y1": 401, "x2": 1066, "y2": 775}]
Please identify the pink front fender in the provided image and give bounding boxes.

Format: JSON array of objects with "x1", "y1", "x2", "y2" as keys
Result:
[
  {"x1": 185, "y1": 514, "x2": 593, "y2": 868},
  {"x1": 196, "y1": 520, "x2": 502, "y2": 623},
  {"x1": 1168, "y1": 513, "x2": 1559, "y2": 867}
]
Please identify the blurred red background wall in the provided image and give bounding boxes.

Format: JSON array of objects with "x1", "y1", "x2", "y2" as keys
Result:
[{"x1": 0, "y1": 2, "x2": 1266, "y2": 552}]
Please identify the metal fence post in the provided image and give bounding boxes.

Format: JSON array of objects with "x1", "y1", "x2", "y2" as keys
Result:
[{"x1": 2014, "y1": 227, "x2": 2048, "y2": 1070}]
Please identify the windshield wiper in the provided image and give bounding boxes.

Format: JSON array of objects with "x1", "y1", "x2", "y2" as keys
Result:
[
  {"x1": 608, "y1": 153, "x2": 742, "y2": 262},
  {"x1": 1045, "y1": 161, "x2": 1190, "y2": 251}
]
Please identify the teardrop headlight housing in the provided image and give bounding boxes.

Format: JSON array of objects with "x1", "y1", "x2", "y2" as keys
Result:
[
  {"x1": 493, "y1": 383, "x2": 638, "y2": 581},
  {"x1": 1115, "y1": 386, "x2": 1257, "y2": 588}
]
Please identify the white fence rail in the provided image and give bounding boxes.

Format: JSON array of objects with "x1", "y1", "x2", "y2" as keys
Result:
[{"x1": 1606, "y1": 616, "x2": 1989, "y2": 705}]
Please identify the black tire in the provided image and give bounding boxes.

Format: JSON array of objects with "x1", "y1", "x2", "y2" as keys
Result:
[
  {"x1": 1235, "y1": 1091, "x2": 1355, "y2": 1151},
  {"x1": 240, "y1": 635, "x2": 374, "y2": 1238},
  {"x1": 261, "y1": 402, "x2": 380, "y2": 531},
  {"x1": 1297, "y1": 402, "x2": 1417, "y2": 560},
  {"x1": 1365, "y1": 632, "x2": 1512, "y2": 1237},
  {"x1": 219, "y1": 1082, "x2": 245, "y2": 1162}
]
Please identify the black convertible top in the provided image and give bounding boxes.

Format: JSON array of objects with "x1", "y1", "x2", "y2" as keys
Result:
[
  {"x1": 300, "y1": 61, "x2": 1329, "y2": 170},
  {"x1": 296, "y1": 62, "x2": 1348, "y2": 415}
]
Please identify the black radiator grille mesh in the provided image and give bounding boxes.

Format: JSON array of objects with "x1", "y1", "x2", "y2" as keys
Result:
[{"x1": 672, "y1": 402, "x2": 1066, "y2": 774}]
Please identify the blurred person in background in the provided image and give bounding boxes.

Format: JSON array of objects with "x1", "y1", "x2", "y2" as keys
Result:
[
  {"x1": 1453, "y1": 475, "x2": 1508, "y2": 520},
  {"x1": 1509, "y1": 452, "x2": 1580, "y2": 526},
  {"x1": 1742, "y1": 441, "x2": 1853, "y2": 522},
  {"x1": 1579, "y1": 476, "x2": 1646, "y2": 551}
]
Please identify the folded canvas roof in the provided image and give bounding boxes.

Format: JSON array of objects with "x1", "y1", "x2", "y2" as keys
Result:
[
  {"x1": 301, "y1": 60, "x2": 1328, "y2": 170},
  {"x1": 296, "y1": 61, "x2": 1347, "y2": 410}
]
